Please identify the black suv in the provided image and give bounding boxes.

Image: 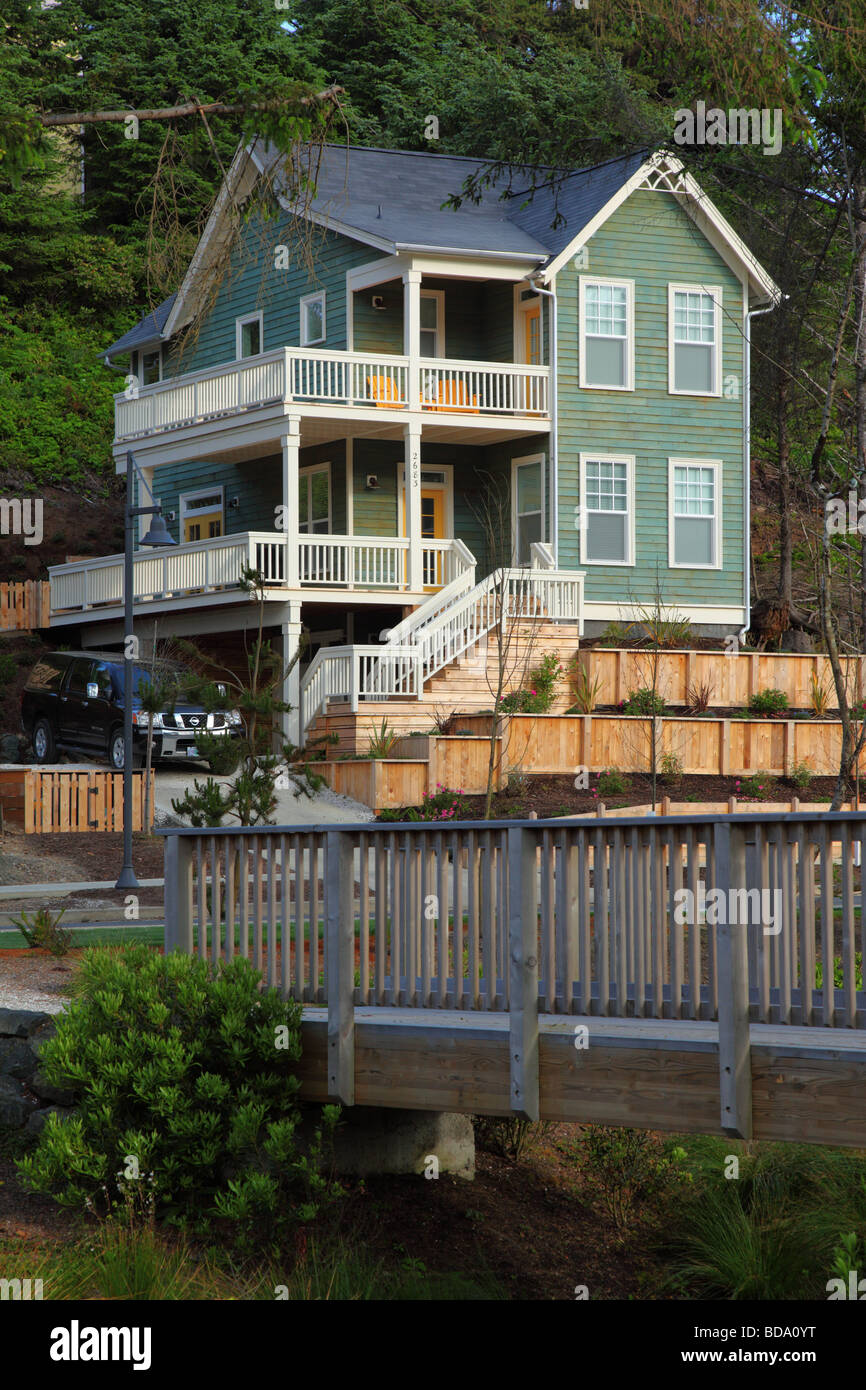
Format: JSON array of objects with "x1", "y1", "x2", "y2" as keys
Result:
[{"x1": 21, "y1": 651, "x2": 243, "y2": 771}]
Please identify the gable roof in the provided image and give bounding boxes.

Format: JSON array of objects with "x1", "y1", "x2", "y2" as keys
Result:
[{"x1": 104, "y1": 144, "x2": 778, "y2": 359}]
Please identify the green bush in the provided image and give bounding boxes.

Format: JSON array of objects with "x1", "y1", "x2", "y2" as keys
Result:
[
  {"x1": 9, "y1": 906, "x2": 71, "y2": 956},
  {"x1": 748, "y1": 688, "x2": 789, "y2": 716},
  {"x1": 378, "y1": 784, "x2": 472, "y2": 822},
  {"x1": 562, "y1": 1125, "x2": 687, "y2": 1230},
  {"x1": 16, "y1": 945, "x2": 340, "y2": 1248},
  {"x1": 789, "y1": 761, "x2": 814, "y2": 792},
  {"x1": 624, "y1": 687, "x2": 666, "y2": 716},
  {"x1": 194, "y1": 729, "x2": 242, "y2": 776},
  {"x1": 501, "y1": 652, "x2": 563, "y2": 714},
  {"x1": 596, "y1": 767, "x2": 628, "y2": 797}
]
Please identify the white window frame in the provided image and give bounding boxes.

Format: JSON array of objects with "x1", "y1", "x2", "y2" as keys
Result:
[
  {"x1": 668, "y1": 458, "x2": 723, "y2": 570},
  {"x1": 511, "y1": 453, "x2": 546, "y2": 565},
  {"x1": 419, "y1": 289, "x2": 445, "y2": 358},
  {"x1": 139, "y1": 346, "x2": 162, "y2": 385},
  {"x1": 300, "y1": 290, "x2": 326, "y2": 346},
  {"x1": 579, "y1": 453, "x2": 635, "y2": 567},
  {"x1": 579, "y1": 276, "x2": 634, "y2": 392},
  {"x1": 180, "y1": 486, "x2": 225, "y2": 541},
  {"x1": 299, "y1": 462, "x2": 332, "y2": 534},
  {"x1": 667, "y1": 283, "x2": 722, "y2": 397},
  {"x1": 235, "y1": 311, "x2": 263, "y2": 360}
]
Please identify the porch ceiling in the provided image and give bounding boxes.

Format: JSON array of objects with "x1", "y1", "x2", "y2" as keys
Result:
[{"x1": 298, "y1": 416, "x2": 550, "y2": 448}]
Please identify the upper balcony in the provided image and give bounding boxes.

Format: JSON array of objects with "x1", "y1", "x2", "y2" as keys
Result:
[{"x1": 113, "y1": 346, "x2": 550, "y2": 448}]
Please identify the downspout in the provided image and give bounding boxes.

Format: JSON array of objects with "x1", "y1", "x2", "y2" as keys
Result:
[
  {"x1": 530, "y1": 275, "x2": 558, "y2": 564},
  {"x1": 740, "y1": 295, "x2": 780, "y2": 645}
]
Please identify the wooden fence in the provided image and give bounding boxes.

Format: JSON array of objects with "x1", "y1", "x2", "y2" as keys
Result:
[
  {"x1": 581, "y1": 646, "x2": 865, "y2": 711},
  {"x1": 0, "y1": 581, "x2": 50, "y2": 631},
  {"x1": 0, "y1": 767, "x2": 154, "y2": 833},
  {"x1": 162, "y1": 810, "x2": 866, "y2": 1135}
]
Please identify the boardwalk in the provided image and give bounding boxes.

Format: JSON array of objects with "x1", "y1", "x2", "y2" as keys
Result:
[{"x1": 162, "y1": 810, "x2": 866, "y2": 1148}]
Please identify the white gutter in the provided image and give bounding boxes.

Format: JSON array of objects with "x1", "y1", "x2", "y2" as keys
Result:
[
  {"x1": 530, "y1": 275, "x2": 558, "y2": 563},
  {"x1": 739, "y1": 294, "x2": 781, "y2": 645},
  {"x1": 394, "y1": 244, "x2": 544, "y2": 263}
]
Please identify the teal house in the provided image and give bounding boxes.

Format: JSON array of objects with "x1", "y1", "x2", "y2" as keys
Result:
[{"x1": 48, "y1": 143, "x2": 778, "y2": 741}]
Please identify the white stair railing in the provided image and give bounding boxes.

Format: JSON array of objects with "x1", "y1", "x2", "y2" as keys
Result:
[{"x1": 300, "y1": 559, "x2": 584, "y2": 739}]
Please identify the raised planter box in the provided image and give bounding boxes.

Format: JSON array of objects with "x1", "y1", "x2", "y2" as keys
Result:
[{"x1": 0, "y1": 765, "x2": 154, "y2": 833}]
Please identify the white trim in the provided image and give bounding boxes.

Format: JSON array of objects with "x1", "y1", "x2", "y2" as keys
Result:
[
  {"x1": 298, "y1": 460, "x2": 332, "y2": 533},
  {"x1": 299, "y1": 290, "x2": 326, "y2": 346},
  {"x1": 668, "y1": 457, "x2": 723, "y2": 570},
  {"x1": 346, "y1": 254, "x2": 408, "y2": 292},
  {"x1": 179, "y1": 485, "x2": 225, "y2": 539},
  {"x1": 139, "y1": 346, "x2": 163, "y2": 385},
  {"x1": 511, "y1": 453, "x2": 545, "y2": 565},
  {"x1": 398, "y1": 462, "x2": 454, "y2": 537},
  {"x1": 419, "y1": 288, "x2": 445, "y2": 358},
  {"x1": 345, "y1": 438, "x2": 354, "y2": 535},
  {"x1": 578, "y1": 276, "x2": 634, "y2": 392},
  {"x1": 667, "y1": 283, "x2": 722, "y2": 397},
  {"x1": 235, "y1": 311, "x2": 263, "y2": 361},
  {"x1": 583, "y1": 599, "x2": 744, "y2": 626},
  {"x1": 578, "y1": 453, "x2": 635, "y2": 567},
  {"x1": 539, "y1": 151, "x2": 779, "y2": 302}
]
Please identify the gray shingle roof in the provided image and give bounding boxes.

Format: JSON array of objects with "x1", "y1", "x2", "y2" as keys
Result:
[
  {"x1": 102, "y1": 294, "x2": 177, "y2": 360},
  {"x1": 105, "y1": 146, "x2": 650, "y2": 358}
]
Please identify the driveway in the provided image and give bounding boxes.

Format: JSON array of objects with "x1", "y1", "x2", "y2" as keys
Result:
[{"x1": 152, "y1": 761, "x2": 375, "y2": 828}]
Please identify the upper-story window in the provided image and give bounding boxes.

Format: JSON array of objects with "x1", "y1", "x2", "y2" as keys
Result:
[
  {"x1": 140, "y1": 348, "x2": 162, "y2": 385},
  {"x1": 300, "y1": 291, "x2": 326, "y2": 346},
  {"x1": 236, "y1": 312, "x2": 263, "y2": 359},
  {"x1": 580, "y1": 454, "x2": 634, "y2": 566},
  {"x1": 669, "y1": 460, "x2": 722, "y2": 568},
  {"x1": 579, "y1": 277, "x2": 634, "y2": 391},
  {"x1": 419, "y1": 290, "x2": 444, "y2": 358},
  {"x1": 668, "y1": 285, "x2": 721, "y2": 395}
]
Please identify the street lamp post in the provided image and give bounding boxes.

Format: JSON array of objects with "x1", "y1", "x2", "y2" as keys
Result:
[{"x1": 115, "y1": 450, "x2": 176, "y2": 891}]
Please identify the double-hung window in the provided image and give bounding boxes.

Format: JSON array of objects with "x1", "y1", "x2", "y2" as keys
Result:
[
  {"x1": 579, "y1": 277, "x2": 633, "y2": 390},
  {"x1": 669, "y1": 460, "x2": 721, "y2": 568},
  {"x1": 300, "y1": 291, "x2": 326, "y2": 346},
  {"x1": 580, "y1": 455, "x2": 634, "y2": 565},
  {"x1": 668, "y1": 285, "x2": 721, "y2": 395}
]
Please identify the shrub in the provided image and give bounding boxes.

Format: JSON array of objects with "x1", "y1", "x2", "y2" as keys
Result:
[
  {"x1": 809, "y1": 671, "x2": 833, "y2": 716},
  {"x1": 624, "y1": 686, "x2": 666, "y2": 716},
  {"x1": 194, "y1": 729, "x2": 242, "y2": 776},
  {"x1": 660, "y1": 753, "x2": 683, "y2": 785},
  {"x1": 0, "y1": 652, "x2": 17, "y2": 687},
  {"x1": 367, "y1": 719, "x2": 400, "y2": 758},
  {"x1": 596, "y1": 767, "x2": 628, "y2": 797},
  {"x1": 501, "y1": 652, "x2": 563, "y2": 715},
  {"x1": 567, "y1": 655, "x2": 602, "y2": 714},
  {"x1": 10, "y1": 906, "x2": 71, "y2": 956},
  {"x1": 748, "y1": 688, "x2": 788, "y2": 716},
  {"x1": 685, "y1": 678, "x2": 714, "y2": 714},
  {"x1": 379, "y1": 784, "x2": 472, "y2": 822},
  {"x1": 474, "y1": 1116, "x2": 550, "y2": 1161},
  {"x1": 16, "y1": 946, "x2": 340, "y2": 1249},
  {"x1": 789, "y1": 761, "x2": 814, "y2": 792},
  {"x1": 563, "y1": 1125, "x2": 686, "y2": 1231},
  {"x1": 598, "y1": 621, "x2": 633, "y2": 645},
  {"x1": 733, "y1": 775, "x2": 779, "y2": 801},
  {"x1": 638, "y1": 613, "x2": 692, "y2": 649}
]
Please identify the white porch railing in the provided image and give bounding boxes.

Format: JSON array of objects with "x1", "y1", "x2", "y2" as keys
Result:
[
  {"x1": 48, "y1": 531, "x2": 287, "y2": 613},
  {"x1": 300, "y1": 562, "x2": 584, "y2": 735},
  {"x1": 114, "y1": 347, "x2": 550, "y2": 442},
  {"x1": 49, "y1": 532, "x2": 474, "y2": 614}
]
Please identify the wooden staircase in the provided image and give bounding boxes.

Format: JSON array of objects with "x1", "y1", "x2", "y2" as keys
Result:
[{"x1": 307, "y1": 619, "x2": 579, "y2": 755}]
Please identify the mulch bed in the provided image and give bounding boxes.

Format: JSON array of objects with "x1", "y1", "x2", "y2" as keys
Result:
[{"x1": 0, "y1": 829, "x2": 166, "y2": 911}]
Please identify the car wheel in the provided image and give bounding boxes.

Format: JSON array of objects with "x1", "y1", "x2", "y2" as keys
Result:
[
  {"x1": 109, "y1": 729, "x2": 142, "y2": 771},
  {"x1": 32, "y1": 718, "x2": 57, "y2": 764}
]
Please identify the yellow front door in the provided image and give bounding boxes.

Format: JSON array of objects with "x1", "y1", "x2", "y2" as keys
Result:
[
  {"x1": 525, "y1": 304, "x2": 541, "y2": 365},
  {"x1": 401, "y1": 487, "x2": 446, "y2": 590}
]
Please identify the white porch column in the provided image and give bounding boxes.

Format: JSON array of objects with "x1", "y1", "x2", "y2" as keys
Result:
[
  {"x1": 403, "y1": 421, "x2": 423, "y2": 593},
  {"x1": 280, "y1": 600, "x2": 303, "y2": 750},
  {"x1": 402, "y1": 270, "x2": 423, "y2": 593},
  {"x1": 281, "y1": 415, "x2": 301, "y2": 587}
]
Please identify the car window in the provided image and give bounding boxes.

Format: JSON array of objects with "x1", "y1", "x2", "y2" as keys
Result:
[
  {"x1": 26, "y1": 656, "x2": 71, "y2": 692},
  {"x1": 93, "y1": 663, "x2": 113, "y2": 695},
  {"x1": 66, "y1": 658, "x2": 95, "y2": 696}
]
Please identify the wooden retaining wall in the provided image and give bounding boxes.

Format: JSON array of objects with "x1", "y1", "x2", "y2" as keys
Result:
[
  {"x1": 0, "y1": 581, "x2": 50, "y2": 632},
  {"x1": 0, "y1": 766, "x2": 154, "y2": 832},
  {"x1": 581, "y1": 647, "x2": 865, "y2": 711}
]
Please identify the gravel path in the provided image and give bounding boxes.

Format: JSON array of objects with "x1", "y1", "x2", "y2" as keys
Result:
[{"x1": 0, "y1": 982, "x2": 69, "y2": 1013}]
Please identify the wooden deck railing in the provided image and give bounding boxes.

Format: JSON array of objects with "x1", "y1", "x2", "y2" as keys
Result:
[{"x1": 162, "y1": 810, "x2": 866, "y2": 1127}]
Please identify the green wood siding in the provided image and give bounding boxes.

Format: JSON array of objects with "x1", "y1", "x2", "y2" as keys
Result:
[
  {"x1": 143, "y1": 456, "x2": 282, "y2": 545},
  {"x1": 352, "y1": 280, "x2": 403, "y2": 354},
  {"x1": 555, "y1": 189, "x2": 746, "y2": 610},
  {"x1": 164, "y1": 221, "x2": 378, "y2": 376}
]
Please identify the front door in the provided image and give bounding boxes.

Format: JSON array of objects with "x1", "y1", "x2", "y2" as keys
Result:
[
  {"x1": 400, "y1": 473, "x2": 448, "y2": 590},
  {"x1": 524, "y1": 304, "x2": 541, "y2": 365}
]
